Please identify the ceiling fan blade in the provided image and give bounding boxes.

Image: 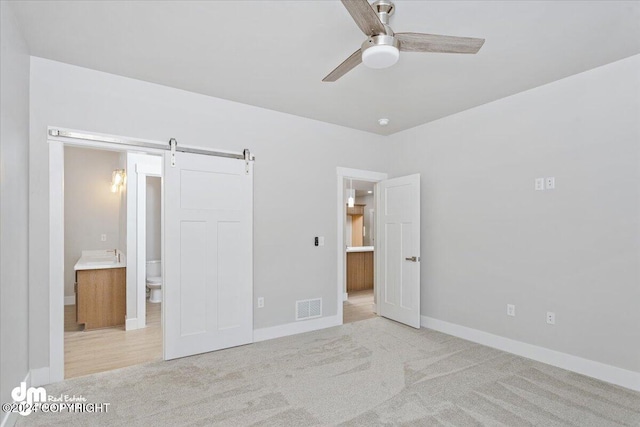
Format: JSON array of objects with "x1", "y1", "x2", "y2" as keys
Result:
[
  {"x1": 341, "y1": 0, "x2": 386, "y2": 36},
  {"x1": 322, "y1": 49, "x2": 362, "y2": 82},
  {"x1": 396, "y1": 32, "x2": 485, "y2": 54}
]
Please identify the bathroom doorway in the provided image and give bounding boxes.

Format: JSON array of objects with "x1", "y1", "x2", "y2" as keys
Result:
[
  {"x1": 336, "y1": 168, "x2": 388, "y2": 325},
  {"x1": 344, "y1": 179, "x2": 376, "y2": 324},
  {"x1": 62, "y1": 145, "x2": 163, "y2": 379}
]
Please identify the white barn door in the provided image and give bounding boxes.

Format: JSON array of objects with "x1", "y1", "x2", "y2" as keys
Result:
[
  {"x1": 376, "y1": 174, "x2": 421, "y2": 328},
  {"x1": 164, "y1": 151, "x2": 253, "y2": 360}
]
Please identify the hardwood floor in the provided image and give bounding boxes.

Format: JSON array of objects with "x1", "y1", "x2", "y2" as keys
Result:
[
  {"x1": 343, "y1": 289, "x2": 376, "y2": 324},
  {"x1": 64, "y1": 300, "x2": 162, "y2": 379}
]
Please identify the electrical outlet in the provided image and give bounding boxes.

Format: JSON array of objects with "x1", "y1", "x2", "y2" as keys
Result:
[
  {"x1": 546, "y1": 311, "x2": 555, "y2": 324},
  {"x1": 257, "y1": 297, "x2": 264, "y2": 308},
  {"x1": 507, "y1": 304, "x2": 516, "y2": 317},
  {"x1": 545, "y1": 177, "x2": 555, "y2": 190},
  {"x1": 535, "y1": 178, "x2": 545, "y2": 191},
  {"x1": 101, "y1": 234, "x2": 107, "y2": 242}
]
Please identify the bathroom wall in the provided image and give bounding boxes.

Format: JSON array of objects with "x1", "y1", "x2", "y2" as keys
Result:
[
  {"x1": 146, "y1": 176, "x2": 161, "y2": 261},
  {"x1": 356, "y1": 194, "x2": 374, "y2": 246},
  {"x1": 63, "y1": 146, "x2": 123, "y2": 299},
  {"x1": 0, "y1": 0, "x2": 31, "y2": 414}
]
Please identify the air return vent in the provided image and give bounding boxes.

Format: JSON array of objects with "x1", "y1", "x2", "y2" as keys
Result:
[{"x1": 296, "y1": 298, "x2": 322, "y2": 321}]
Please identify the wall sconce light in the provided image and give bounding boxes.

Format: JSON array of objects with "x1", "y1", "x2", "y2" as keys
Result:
[{"x1": 111, "y1": 169, "x2": 126, "y2": 193}]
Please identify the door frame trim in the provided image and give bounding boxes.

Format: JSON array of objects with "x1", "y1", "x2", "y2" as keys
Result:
[{"x1": 336, "y1": 167, "x2": 387, "y2": 324}]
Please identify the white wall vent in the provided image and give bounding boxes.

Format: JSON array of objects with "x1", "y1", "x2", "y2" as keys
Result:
[{"x1": 296, "y1": 298, "x2": 322, "y2": 321}]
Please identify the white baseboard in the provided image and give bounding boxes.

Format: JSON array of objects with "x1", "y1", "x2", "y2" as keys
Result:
[
  {"x1": 421, "y1": 316, "x2": 640, "y2": 392},
  {"x1": 64, "y1": 295, "x2": 75, "y2": 305},
  {"x1": 30, "y1": 366, "x2": 50, "y2": 387},
  {"x1": 1, "y1": 371, "x2": 30, "y2": 427},
  {"x1": 343, "y1": 292, "x2": 348, "y2": 301},
  {"x1": 372, "y1": 303, "x2": 377, "y2": 314},
  {"x1": 125, "y1": 317, "x2": 138, "y2": 331},
  {"x1": 254, "y1": 314, "x2": 341, "y2": 343}
]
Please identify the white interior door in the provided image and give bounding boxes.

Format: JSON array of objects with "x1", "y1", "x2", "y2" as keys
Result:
[
  {"x1": 164, "y1": 151, "x2": 253, "y2": 360},
  {"x1": 376, "y1": 174, "x2": 421, "y2": 328}
]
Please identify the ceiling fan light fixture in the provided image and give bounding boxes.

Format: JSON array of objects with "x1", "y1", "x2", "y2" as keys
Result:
[{"x1": 362, "y1": 44, "x2": 399, "y2": 69}]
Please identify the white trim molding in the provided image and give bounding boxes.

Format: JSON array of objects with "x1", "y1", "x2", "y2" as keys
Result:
[
  {"x1": 254, "y1": 315, "x2": 341, "y2": 343},
  {"x1": 421, "y1": 316, "x2": 640, "y2": 392},
  {"x1": 125, "y1": 317, "x2": 138, "y2": 331},
  {"x1": 0, "y1": 372, "x2": 30, "y2": 427},
  {"x1": 30, "y1": 367, "x2": 50, "y2": 387}
]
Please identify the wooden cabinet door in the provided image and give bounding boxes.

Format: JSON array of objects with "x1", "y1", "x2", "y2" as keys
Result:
[
  {"x1": 77, "y1": 268, "x2": 126, "y2": 330},
  {"x1": 346, "y1": 252, "x2": 374, "y2": 292}
]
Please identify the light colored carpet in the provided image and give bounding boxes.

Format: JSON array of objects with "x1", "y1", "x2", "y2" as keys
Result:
[{"x1": 18, "y1": 317, "x2": 640, "y2": 426}]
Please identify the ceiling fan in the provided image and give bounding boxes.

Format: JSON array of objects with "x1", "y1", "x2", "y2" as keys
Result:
[{"x1": 323, "y1": 0, "x2": 485, "y2": 82}]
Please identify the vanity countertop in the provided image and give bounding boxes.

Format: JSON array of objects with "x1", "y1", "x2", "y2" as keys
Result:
[
  {"x1": 74, "y1": 249, "x2": 126, "y2": 271},
  {"x1": 346, "y1": 246, "x2": 374, "y2": 253}
]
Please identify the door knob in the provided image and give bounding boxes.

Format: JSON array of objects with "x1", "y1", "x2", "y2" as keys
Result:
[{"x1": 405, "y1": 256, "x2": 418, "y2": 262}]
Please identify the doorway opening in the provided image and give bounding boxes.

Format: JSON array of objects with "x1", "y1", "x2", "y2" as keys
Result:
[
  {"x1": 49, "y1": 129, "x2": 255, "y2": 384},
  {"x1": 62, "y1": 144, "x2": 163, "y2": 379},
  {"x1": 336, "y1": 167, "x2": 388, "y2": 326},
  {"x1": 344, "y1": 179, "x2": 376, "y2": 324}
]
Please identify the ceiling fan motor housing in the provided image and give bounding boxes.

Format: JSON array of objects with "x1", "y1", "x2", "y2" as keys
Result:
[{"x1": 361, "y1": 1, "x2": 399, "y2": 69}]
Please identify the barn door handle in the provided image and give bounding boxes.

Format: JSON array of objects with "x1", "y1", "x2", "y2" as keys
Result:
[{"x1": 405, "y1": 256, "x2": 418, "y2": 262}]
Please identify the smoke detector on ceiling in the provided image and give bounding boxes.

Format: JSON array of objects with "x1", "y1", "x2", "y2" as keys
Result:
[{"x1": 378, "y1": 118, "x2": 390, "y2": 126}]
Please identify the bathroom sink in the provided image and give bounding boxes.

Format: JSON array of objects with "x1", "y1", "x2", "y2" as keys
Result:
[{"x1": 74, "y1": 250, "x2": 125, "y2": 270}]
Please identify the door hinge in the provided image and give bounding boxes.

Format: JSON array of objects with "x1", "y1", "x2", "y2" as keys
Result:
[
  {"x1": 243, "y1": 149, "x2": 251, "y2": 175},
  {"x1": 169, "y1": 138, "x2": 177, "y2": 167}
]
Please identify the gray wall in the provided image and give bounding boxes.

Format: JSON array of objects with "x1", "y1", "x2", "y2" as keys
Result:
[
  {"x1": 28, "y1": 57, "x2": 391, "y2": 370},
  {"x1": 64, "y1": 146, "x2": 122, "y2": 298},
  {"x1": 0, "y1": 0, "x2": 30, "y2": 408},
  {"x1": 388, "y1": 54, "x2": 640, "y2": 373},
  {"x1": 146, "y1": 176, "x2": 161, "y2": 261}
]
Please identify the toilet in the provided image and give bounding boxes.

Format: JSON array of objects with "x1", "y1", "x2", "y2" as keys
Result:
[{"x1": 146, "y1": 260, "x2": 162, "y2": 303}]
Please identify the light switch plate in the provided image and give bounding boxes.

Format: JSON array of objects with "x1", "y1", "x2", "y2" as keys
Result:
[
  {"x1": 507, "y1": 304, "x2": 516, "y2": 317},
  {"x1": 318, "y1": 236, "x2": 325, "y2": 246},
  {"x1": 101, "y1": 234, "x2": 107, "y2": 242},
  {"x1": 535, "y1": 178, "x2": 545, "y2": 191}
]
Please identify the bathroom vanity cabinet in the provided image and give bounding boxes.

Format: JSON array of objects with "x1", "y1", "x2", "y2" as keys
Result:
[
  {"x1": 76, "y1": 267, "x2": 126, "y2": 330},
  {"x1": 346, "y1": 247, "x2": 374, "y2": 292}
]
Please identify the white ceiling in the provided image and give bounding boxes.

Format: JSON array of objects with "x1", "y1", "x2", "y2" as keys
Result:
[{"x1": 10, "y1": 1, "x2": 640, "y2": 135}]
